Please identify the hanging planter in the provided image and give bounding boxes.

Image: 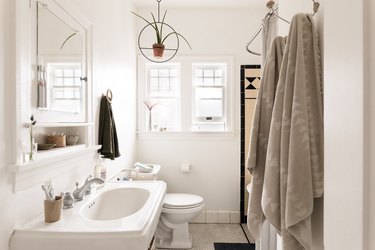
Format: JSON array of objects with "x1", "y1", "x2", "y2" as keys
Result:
[
  {"x1": 152, "y1": 43, "x2": 165, "y2": 58},
  {"x1": 131, "y1": 0, "x2": 191, "y2": 63}
]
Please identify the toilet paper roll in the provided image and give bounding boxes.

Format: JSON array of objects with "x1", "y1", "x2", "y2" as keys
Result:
[{"x1": 180, "y1": 163, "x2": 191, "y2": 173}]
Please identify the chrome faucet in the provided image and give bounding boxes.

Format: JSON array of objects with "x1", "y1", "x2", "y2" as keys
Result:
[{"x1": 73, "y1": 176, "x2": 105, "y2": 201}]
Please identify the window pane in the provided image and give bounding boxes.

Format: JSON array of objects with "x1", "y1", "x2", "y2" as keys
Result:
[
  {"x1": 55, "y1": 69, "x2": 63, "y2": 77},
  {"x1": 74, "y1": 89, "x2": 80, "y2": 98},
  {"x1": 196, "y1": 87, "x2": 222, "y2": 99},
  {"x1": 215, "y1": 69, "x2": 223, "y2": 77},
  {"x1": 74, "y1": 69, "x2": 81, "y2": 76},
  {"x1": 204, "y1": 69, "x2": 214, "y2": 77},
  {"x1": 150, "y1": 69, "x2": 158, "y2": 77},
  {"x1": 170, "y1": 69, "x2": 177, "y2": 77},
  {"x1": 170, "y1": 78, "x2": 177, "y2": 90},
  {"x1": 195, "y1": 77, "x2": 203, "y2": 85},
  {"x1": 150, "y1": 78, "x2": 159, "y2": 90},
  {"x1": 149, "y1": 98, "x2": 178, "y2": 130},
  {"x1": 195, "y1": 99, "x2": 223, "y2": 117},
  {"x1": 53, "y1": 89, "x2": 64, "y2": 99},
  {"x1": 74, "y1": 77, "x2": 81, "y2": 85},
  {"x1": 64, "y1": 78, "x2": 74, "y2": 85},
  {"x1": 55, "y1": 77, "x2": 63, "y2": 85},
  {"x1": 214, "y1": 77, "x2": 223, "y2": 85},
  {"x1": 195, "y1": 69, "x2": 203, "y2": 77},
  {"x1": 64, "y1": 69, "x2": 74, "y2": 77},
  {"x1": 203, "y1": 77, "x2": 214, "y2": 85},
  {"x1": 64, "y1": 90, "x2": 75, "y2": 99},
  {"x1": 159, "y1": 78, "x2": 170, "y2": 90},
  {"x1": 159, "y1": 69, "x2": 169, "y2": 77}
]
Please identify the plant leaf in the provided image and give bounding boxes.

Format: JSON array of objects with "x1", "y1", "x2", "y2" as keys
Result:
[
  {"x1": 162, "y1": 32, "x2": 192, "y2": 49},
  {"x1": 131, "y1": 11, "x2": 157, "y2": 32},
  {"x1": 151, "y1": 13, "x2": 161, "y2": 43},
  {"x1": 160, "y1": 10, "x2": 167, "y2": 43}
]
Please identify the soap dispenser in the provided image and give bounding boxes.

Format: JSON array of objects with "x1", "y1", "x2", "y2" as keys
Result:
[{"x1": 94, "y1": 155, "x2": 106, "y2": 184}]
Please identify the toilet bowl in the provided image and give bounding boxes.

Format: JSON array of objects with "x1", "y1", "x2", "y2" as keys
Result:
[
  {"x1": 112, "y1": 165, "x2": 204, "y2": 249},
  {"x1": 155, "y1": 193, "x2": 204, "y2": 249}
]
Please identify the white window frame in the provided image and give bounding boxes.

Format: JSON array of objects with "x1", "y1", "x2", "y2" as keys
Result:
[
  {"x1": 137, "y1": 55, "x2": 234, "y2": 134},
  {"x1": 48, "y1": 63, "x2": 82, "y2": 101},
  {"x1": 192, "y1": 63, "x2": 227, "y2": 131},
  {"x1": 146, "y1": 63, "x2": 181, "y2": 131}
]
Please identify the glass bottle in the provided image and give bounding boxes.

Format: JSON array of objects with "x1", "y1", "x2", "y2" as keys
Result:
[{"x1": 29, "y1": 138, "x2": 38, "y2": 161}]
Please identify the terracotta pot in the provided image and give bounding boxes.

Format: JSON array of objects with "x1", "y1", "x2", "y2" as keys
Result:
[{"x1": 152, "y1": 43, "x2": 165, "y2": 58}]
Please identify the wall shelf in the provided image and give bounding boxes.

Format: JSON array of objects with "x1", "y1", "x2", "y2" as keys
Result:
[
  {"x1": 34, "y1": 122, "x2": 94, "y2": 128},
  {"x1": 7, "y1": 145, "x2": 101, "y2": 192},
  {"x1": 7, "y1": 145, "x2": 101, "y2": 173}
]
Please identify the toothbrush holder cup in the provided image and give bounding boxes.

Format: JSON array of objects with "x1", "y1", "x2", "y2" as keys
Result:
[{"x1": 44, "y1": 196, "x2": 63, "y2": 223}]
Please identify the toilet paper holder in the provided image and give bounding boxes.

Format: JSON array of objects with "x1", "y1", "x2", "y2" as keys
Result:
[{"x1": 180, "y1": 163, "x2": 191, "y2": 173}]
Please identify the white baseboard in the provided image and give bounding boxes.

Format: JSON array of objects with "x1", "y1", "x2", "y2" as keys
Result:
[{"x1": 192, "y1": 210, "x2": 241, "y2": 224}]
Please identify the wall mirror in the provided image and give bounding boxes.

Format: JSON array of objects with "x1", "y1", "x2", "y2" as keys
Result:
[{"x1": 35, "y1": 0, "x2": 88, "y2": 120}]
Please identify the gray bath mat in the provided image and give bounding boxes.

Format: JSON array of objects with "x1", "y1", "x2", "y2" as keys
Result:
[{"x1": 214, "y1": 242, "x2": 256, "y2": 250}]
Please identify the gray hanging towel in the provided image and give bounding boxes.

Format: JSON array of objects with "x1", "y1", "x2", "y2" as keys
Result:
[
  {"x1": 246, "y1": 36, "x2": 286, "y2": 241},
  {"x1": 262, "y1": 14, "x2": 323, "y2": 250},
  {"x1": 98, "y1": 95, "x2": 120, "y2": 160}
]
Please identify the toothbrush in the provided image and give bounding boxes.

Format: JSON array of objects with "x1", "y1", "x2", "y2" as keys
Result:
[
  {"x1": 48, "y1": 186, "x2": 55, "y2": 201},
  {"x1": 41, "y1": 185, "x2": 51, "y2": 201}
]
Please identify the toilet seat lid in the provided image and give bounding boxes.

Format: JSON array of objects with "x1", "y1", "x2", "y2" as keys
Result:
[{"x1": 163, "y1": 193, "x2": 204, "y2": 208}]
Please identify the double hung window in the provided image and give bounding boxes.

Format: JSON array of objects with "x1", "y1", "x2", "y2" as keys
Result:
[
  {"x1": 192, "y1": 64, "x2": 226, "y2": 131},
  {"x1": 138, "y1": 56, "x2": 233, "y2": 133},
  {"x1": 146, "y1": 64, "x2": 180, "y2": 131}
]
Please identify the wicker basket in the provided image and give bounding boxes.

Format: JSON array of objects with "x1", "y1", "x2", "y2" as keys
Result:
[
  {"x1": 47, "y1": 135, "x2": 66, "y2": 147},
  {"x1": 66, "y1": 134, "x2": 79, "y2": 146}
]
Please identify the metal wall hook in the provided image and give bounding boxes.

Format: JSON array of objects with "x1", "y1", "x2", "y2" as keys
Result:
[
  {"x1": 312, "y1": 1, "x2": 320, "y2": 16},
  {"x1": 245, "y1": 0, "x2": 320, "y2": 56}
]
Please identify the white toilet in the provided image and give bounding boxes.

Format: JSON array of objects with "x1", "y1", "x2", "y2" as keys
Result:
[
  {"x1": 155, "y1": 193, "x2": 204, "y2": 249},
  {"x1": 113, "y1": 164, "x2": 204, "y2": 249}
]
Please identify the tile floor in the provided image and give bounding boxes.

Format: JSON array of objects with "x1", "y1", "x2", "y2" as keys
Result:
[{"x1": 156, "y1": 223, "x2": 254, "y2": 250}]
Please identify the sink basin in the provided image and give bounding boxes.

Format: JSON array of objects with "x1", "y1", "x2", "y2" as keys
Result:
[
  {"x1": 81, "y1": 187, "x2": 150, "y2": 221},
  {"x1": 10, "y1": 181, "x2": 167, "y2": 250}
]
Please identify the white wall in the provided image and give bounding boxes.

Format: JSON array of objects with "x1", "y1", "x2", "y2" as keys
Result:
[
  {"x1": 366, "y1": 0, "x2": 375, "y2": 249},
  {"x1": 135, "y1": 7, "x2": 263, "y2": 212},
  {"x1": 324, "y1": 0, "x2": 370, "y2": 249},
  {"x1": 68, "y1": 0, "x2": 138, "y2": 178},
  {"x1": 278, "y1": 1, "x2": 324, "y2": 250},
  {"x1": 0, "y1": 0, "x2": 16, "y2": 248},
  {"x1": 0, "y1": 1, "x2": 138, "y2": 249},
  {"x1": 280, "y1": 0, "x2": 375, "y2": 249}
]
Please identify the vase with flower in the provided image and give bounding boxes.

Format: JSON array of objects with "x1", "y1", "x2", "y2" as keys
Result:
[
  {"x1": 25, "y1": 115, "x2": 37, "y2": 161},
  {"x1": 143, "y1": 101, "x2": 160, "y2": 131}
]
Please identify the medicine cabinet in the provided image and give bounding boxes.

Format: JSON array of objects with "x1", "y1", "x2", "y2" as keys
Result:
[{"x1": 7, "y1": 0, "x2": 98, "y2": 192}]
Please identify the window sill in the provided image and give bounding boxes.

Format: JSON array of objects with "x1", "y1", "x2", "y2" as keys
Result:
[{"x1": 137, "y1": 131, "x2": 237, "y2": 141}]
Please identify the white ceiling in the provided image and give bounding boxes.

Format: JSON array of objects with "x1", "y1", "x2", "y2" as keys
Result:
[{"x1": 133, "y1": 0, "x2": 264, "y2": 8}]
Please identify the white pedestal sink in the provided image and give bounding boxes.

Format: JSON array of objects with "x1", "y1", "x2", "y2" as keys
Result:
[{"x1": 9, "y1": 181, "x2": 167, "y2": 250}]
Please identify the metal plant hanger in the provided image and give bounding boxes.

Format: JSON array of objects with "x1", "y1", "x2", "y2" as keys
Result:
[{"x1": 132, "y1": 0, "x2": 192, "y2": 63}]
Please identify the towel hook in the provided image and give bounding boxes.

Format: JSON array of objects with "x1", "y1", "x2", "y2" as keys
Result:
[
  {"x1": 106, "y1": 89, "x2": 113, "y2": 103},
  {"x1": 312, "y1": 0, "x2": 320, "y2": 16}
]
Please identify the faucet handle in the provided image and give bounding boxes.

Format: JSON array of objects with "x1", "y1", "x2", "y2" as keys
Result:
[
  {"x1": 85, "y1": 174, "x2": 93, "y2": 183},
  {"x1": 61, "y1": 191, "x2": 74, "y2": 209},
  {"x1": 85, "y1": 175, "x2": 94, "y2": 195}
]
